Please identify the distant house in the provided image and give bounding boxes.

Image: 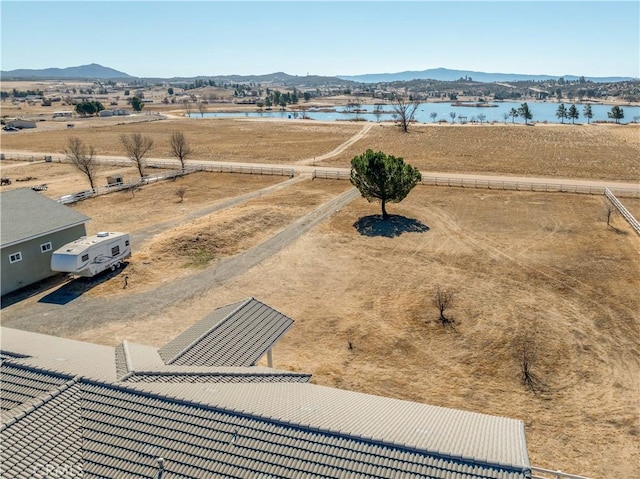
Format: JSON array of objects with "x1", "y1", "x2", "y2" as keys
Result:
[
  {"x1": 52, "y1": 111, "x2": 74, "y2": 118},
  {"x1": 98, "y1": 109, "x2": 113, "y2": 117},
  {"x1": 0, "y1": 189, "x2": 90, "y2": 295},
  {"x1": 112, "y1": 108, "x2": 130, "y2": 116},
  {"x1": 0, "y1": 297, "x2": 532, "y2": 478}
]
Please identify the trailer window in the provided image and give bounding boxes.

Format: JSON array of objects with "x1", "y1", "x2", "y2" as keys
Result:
[
  {"x1": 40, "y1": 242, "x2": 52, "y2": 253},
  {"x1": 81, "y1": 254, "x2": 89, "y2": 262},
  {"x1": 9, "y1": 252, "x2": 22, "y2": 264},
  {"x1": 111, "y1": 245, "x2": 120, "y2": 256},
  {"x1": 125, "y1": 240, "x2": 130, "y2": 247}
]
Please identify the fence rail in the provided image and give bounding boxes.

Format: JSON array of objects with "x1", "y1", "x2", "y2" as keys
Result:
[
  {"x1": 311, "y1": 169, "x2": 640, "y2": 198},
  {"x1": 605, "y1": 187, "x2": 640, "y2": 234},
  {"x1": 2, "y1": 153, "x2": 637, "y2": 199},
  {"x1": 312, "y1": 170, "x2": 351, "y2": 180},
  {"x1": 530, "y1": 466, "x2": 591, "y2": 479}
]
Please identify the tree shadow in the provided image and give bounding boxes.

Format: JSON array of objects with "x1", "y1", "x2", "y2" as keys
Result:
[
  {"x1": 38, "y1": 264, "x2": 129, "y2": 305},
  {"x1": 353, "y1": 215, "x2": 430, "y2": 238}
]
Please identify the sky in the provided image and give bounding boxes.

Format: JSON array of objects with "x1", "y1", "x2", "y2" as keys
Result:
[{"x1": 1, "y1": 1, "x2": 638, "y2": 78}]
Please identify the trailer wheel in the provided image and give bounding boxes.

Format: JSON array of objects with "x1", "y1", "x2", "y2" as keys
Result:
[{"x1": 111, "y1": 264, "x2": 116, "y2": 272}]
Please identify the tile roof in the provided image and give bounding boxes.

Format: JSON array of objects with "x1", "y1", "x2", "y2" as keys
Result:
[
  {"x1": 117, "y1": 339, "x2": 311, "y2": 383},
  {"x1": 130, "y1": 382, "x2": 529, "y2": 473},
  {"x1": 1, "y1": 379, "x2": 83, "y2": 478},
  {"x1": 0, "y1": 326, "x2": 117, "y2": 381},
  {"x1": 0, "y1": 362, "x2": 72, "y2": 412},
  {"x1": 0, "y1": 188, "x2": 90, "y2": 247},
  {"x1": 0, "y1": 296, "x2": 531, "y2": 479},
  {"x1": 158, "y1": 297, "x2": 294, "y2": 367},
  {"x1": 80, "y1": 381, "x2": 527, "y2": 479}
]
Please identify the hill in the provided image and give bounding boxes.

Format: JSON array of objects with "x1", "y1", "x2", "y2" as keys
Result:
[
  {"x1": 0, "y1": 63, "x2": 133, "y2": 80},
  {"x1": 338, "y1": 67, "x2": 637, "y2": 84}
]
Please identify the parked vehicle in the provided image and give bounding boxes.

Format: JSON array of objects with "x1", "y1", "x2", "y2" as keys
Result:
[
  {"x1": 51, "y1": 232, "x2": 131, "y2": 277},
  {"x1": 0, "y1": 177, "x2": 11, "y2": 185}
]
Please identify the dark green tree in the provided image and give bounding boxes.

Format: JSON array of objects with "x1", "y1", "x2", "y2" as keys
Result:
[
  {"x1": 608, "y1": 105, "x2": 624, "y2": 124},
  {"x1": 556, "y1": 103, "x2": 567, "y2": 124},
  {"x1": 350, "y1": 149, "x2": 422, "y2": 219},
  {"x1": 167, "y1": 87, "x2": 174, "y2": 95},
  {"x1": 567, "y1": 104, "x2": 579, "y2": 124},
  {"x1": 518, "y1": 102, "x2": 533, "y2": 125},
  {"x1": 130, "y1": 96, "x2": 144, "y2": 112},
  {"x1": 583, "y1": 104, "x2": 593, "y2": 124},
  {"x1": 509, "y1": 107, "x2": 519, "y2": 123},
  {"x1": 75, "y1": 100, "x2": 104, "y2": 116}
]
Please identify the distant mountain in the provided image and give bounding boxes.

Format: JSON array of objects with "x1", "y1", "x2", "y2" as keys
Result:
[
  {"x1": 0, "y1": 63, "x2": 133, "y2": 80},
  {"x1": 338, "y1": 68, "x2": 637, "y2": 84},
  {"x1": 156, "y1": 71, "x2": 354, "y2": 88}
]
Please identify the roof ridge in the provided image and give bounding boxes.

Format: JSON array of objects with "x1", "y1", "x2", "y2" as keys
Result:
[
  {"x1": 126, "y1": 369, "x2": 311, "y2": 379},
  {"x1": 1, "y1": 375, "x2": 81, "y2": 430},
  {"x1": 120, "y1": 340, "x2": 134, "y2": 374},
  {"x1": 82, "y1": 378, "x2": 528, "y2": 474},
  {"x1": 165, "y1": 297, "x2": 254, "y2": 365}
]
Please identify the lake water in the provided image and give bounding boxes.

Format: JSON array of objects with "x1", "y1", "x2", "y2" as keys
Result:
[{"x1": 192, "y1": 101, "x2": 640, "y2": 125}]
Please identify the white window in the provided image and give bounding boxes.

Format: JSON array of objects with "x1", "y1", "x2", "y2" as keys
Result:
[
  {"x1": 9, "y1": 252, "x2": 22, "y2": 264},
  {"x1": 40, "y1": 242, "x2": 52, "y2": 253}
]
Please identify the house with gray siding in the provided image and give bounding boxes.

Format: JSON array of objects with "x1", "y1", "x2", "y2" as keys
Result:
[
  {"x1": 1, "y1": 298, "x2": 532, "y2": 478},
  {"x1": 0, "y1": 188, "x2": 90, "y2": 295}
]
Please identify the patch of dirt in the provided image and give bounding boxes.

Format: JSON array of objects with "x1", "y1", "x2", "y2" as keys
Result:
[
  {"x1": 2, "y1": 120, "x2": 639, "y2": 478},
  {"x1": 75, "y1": 187, "x2": 639, "y2": 479}
]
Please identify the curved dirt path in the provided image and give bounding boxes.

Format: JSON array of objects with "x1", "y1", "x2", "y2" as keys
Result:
[
  {"x1": 1, "y1": 187, "x2": 360, "y2": 337},
  {"x1": 294, "y1": 123, "x2": 373, "y2": 165},
  {"x1": 130, "y1": 175, "x2": 308, "y2": 247}
]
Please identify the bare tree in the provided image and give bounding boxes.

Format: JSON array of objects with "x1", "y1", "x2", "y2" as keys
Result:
[
  {"x1": 433, "y1": 285, "x2": 455, "y2": 327},
  {"x1": 175, "y1": 187, "x2": 187, "y2": 203},
  {"x1": 170, "y1": 131, "x2": 192, "y2": 170},
  {"x1": 182, "y1": 98, "x2": 192, "y2": 116},
  {"x1": 513, "y1": 330, "x2": 544, "y2": 393},
  {"x1": 392, "y1": 97, "x2": 419, "y2": 132},
  {"x1": 120, "y1": 132, "x2": 154, "y2": 178},
  {"x1": 604, "y1": 201, "x2": 617, "y2": 227},
  {"x1": 197, "y1": 101, "x2": 207, "y2": 118},
  {"x1": 64, "y1": 137, "x2": 99, "y2": 190}
]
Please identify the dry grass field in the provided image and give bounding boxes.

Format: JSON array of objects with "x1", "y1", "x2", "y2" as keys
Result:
[
  {"x1": 2, "y1": 119, "x2": 639, "y2": 478},
  {"x1": 3, "y1": 119, "x2": 638, "y2": 183},
  {"x1": 324, "y1": 122, "x2": 640, "y2": 182},
  {"x1": 67, "y1": 173, "x2": 351, "y2": 296},
  {"x1": 0, "y1": 118, "x2": 363, "y2": 164},
  {"x1": 63, "y1": 183, "x2": 640, "y2": 478}
]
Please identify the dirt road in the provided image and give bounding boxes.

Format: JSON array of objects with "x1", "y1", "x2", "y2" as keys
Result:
[{"x1": 1, "y1": 187, "x2": 360, "y2": 336}]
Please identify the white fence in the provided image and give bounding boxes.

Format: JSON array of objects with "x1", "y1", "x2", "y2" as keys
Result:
[
  {"x1": 50, "y1": 161, "x2": 293, "y2": 204},
  {"x1": 530, "y1": 466, "x2": 591, "y2": 479},
  {"x1": 605, "y1": 188, "x2": 640, "y2": 234},
  {"x1": 311, "y1": 169, "x2": 640, "y2": 198}
]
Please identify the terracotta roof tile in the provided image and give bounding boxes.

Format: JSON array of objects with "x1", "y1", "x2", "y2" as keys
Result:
[{"x1": 159, "y1": 298, "x2": 293, "y2": 367}]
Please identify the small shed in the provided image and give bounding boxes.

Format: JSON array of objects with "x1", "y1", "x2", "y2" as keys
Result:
[
  {"x1": 99, "y1": 110, "x2": 113, "y2": 117},
  {"x1": 107, "y1": 175, "x2": 123, "y2": 185}
]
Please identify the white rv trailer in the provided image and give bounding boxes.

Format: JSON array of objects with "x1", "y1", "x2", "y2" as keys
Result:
[{"x1": 51, "y1": 232, "x2": 131, "y2": 277}]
